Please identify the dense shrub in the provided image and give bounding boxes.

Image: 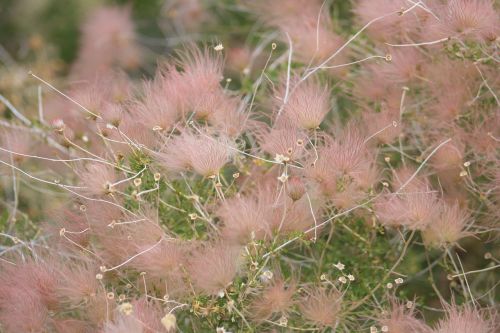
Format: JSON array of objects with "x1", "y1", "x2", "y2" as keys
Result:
[{"x1": 0, "y1": 1, "x2": 498, "y2": 332}]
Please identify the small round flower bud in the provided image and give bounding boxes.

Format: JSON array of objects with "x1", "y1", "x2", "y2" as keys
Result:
[{"x1": 287, "y1": 176, "x2": 305, "y2": 201}]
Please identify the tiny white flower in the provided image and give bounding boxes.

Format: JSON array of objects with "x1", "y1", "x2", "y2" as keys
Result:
[
  {"x1": 161, "y1": 313, "x2": 176, "y2": 331},
  {"x1": 118, "y1": 302, "x2": 133, "y2": 316},
  {"x1": 278, "y1": 316, "x2": 288, "y2": 327},
  {"x1": 395, "y1": 278, "x2": 404, "y2": 285},
  {"x1": 338, "y1": 276, "x2": 347, "y2": 284},
  {"x1": 260, "y1": 270, "x2": 274, "y2": 282},
  {"x1": 214, "y1": 43, "x2": 224, "y2": 51},
  {"x1": 274, "y1": 154, "x2": 290, "y2": 164},
  {"x1": 278, "y1": 173, "x2": 289, "y2": 183},
  {"x1": 334, "y1": 262, "x2": 345, "y2": 271},
  {"x1": 347, "y1": 274, "x2": 355, "y2": 281},
  {"x1": 386, "y1": 282, "x2": 393, "y2": 289}
]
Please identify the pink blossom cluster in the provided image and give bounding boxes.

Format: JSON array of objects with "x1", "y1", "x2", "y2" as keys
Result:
[{"x1": 0, "y1": 1, "x2": 498, "y2": 332}]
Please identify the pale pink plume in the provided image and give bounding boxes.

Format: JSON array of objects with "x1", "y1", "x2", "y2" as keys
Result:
[
  {"x1": 108, "y1": 210, "x2": 166, "y2": 253},
  {"x1": 188, "y1": 241, "x2": 242, "y2": 295},
  {"x1": 422, "y1": 201, "x2": 471, "y2": 248},
  {"x1": 135, "y1": 71, "x2": 182, "y2": 133},
  {"x1": 0, "y1": 260, "x2": 61, "y2": 332},
  {"x1": 71, "y1": 73, "x2": 132, "y2": 121},
  {"x1": 0, "y1": 260, "x2": 60, "y2": 309},
  {"x1": 430, "y1": 137, "x2": 464, "y2": 188},
  {"x1": 435, "y1": 304, "x2": 498, "y2": 333},
  {"x1": 118, "y1": 113, "x2": 158, "y2": 150},
  {"x1": 361, "y1": 104, "x2": 401, "y2": 145},
  {"x1": 158, "y1": 131, "x2": 234, "y2": 177},
  {"x1": 330, "y1": 180, "x2": 370, "y2": 210},
  {"x1": 378, "y1": 298, "x2": 431, "y2": 333},
  {"x1": 353, "y1": 64, "x2": 398, "y2": 102},
  {"x1": 258, "y1": 124, "x2": 307, "y2": 162},
  {"x1": 0, "y1": 290, "x2": 49, "y2": 333},
  {"x1": 374, "y1": 189, "x2": 440, "y2": 230},
  {"x1": 156, "y1": 132, "x2": 193, "y2": 175},
  {"x1": 391, "y1": 166, "x2": 430, "y2": 193},
  {"x1": 0, "y1": 128, "x2": 33, "y2": 163},
  {"x1": 300, "y1": 286, "x2": 343, "y2": 328},
  {"x1": 248, "y1": 0, "x2": 347, "y2": 67},
  {"x1": 189, "y1": 87, "x2": 227, "y2": 121},
  {"x1": 375, "y1": 168, "x2": 439, "y2": 230},
  {"x1": 132, "y1": 298, "x2": 167, "y2": 333},
  {"x1": 424, "y1": 59, "x2": 478, "y2": 122},
  {"x1": 78, "y1": 162, "x2": 119, "y2": 197},
  {"x1": 249, "y1": 278, "x2": 296, "y2": 322},
  {"x1": 269, "y1": 194, "x2": 323, "y2": 235},
  {"x1": 56, "y1": 261, "x2": 100, "y2": 306},
  {"x1": 278, "y1": 77, "x2": 330, "y2": 130},
  {"x1": 130, "y1": 239, "x2": 189, "y2": 297},
  {"x1": 354, "y1": 0, "x2": 429, "y2": 41},
  {"x1": 279, "y1": 16, "x2": 348, "y2": 68},
  {"x1": 426, "y1": 0, "x2": 499, "y2": 42},
  {"x1": 208, "y1": 94, "x2": 249, "y2": 138},
  {"x1": 98, "y1": 103, "x2": 124, "y2": 131},
  {"x1": 177, "y1": 45, "x2": 224, "y2": 95},
  {"x1": 306, "y1": 126, "x2": 378, "y2": 198},
  {"x1": 72, "y1": 6, "x2": 141, "y2": 79},
  {"x1": 45, "y1": 207, "x2": 91, "y2": 249},
  {"x1": 217, "y1": 194, "x2": 272, "y2": 244},
  {"x1": 186, "y1": 132, "x2": 235, "y2": 177},
  {"x1": 462, "y1": 112, "x2": 499, "y2": 162},
  {"x1": 85, "y1": 290, "x2": 117, "y2": 325},
  {"x1": 381, "y1": 48, "x2": 423, "y2": 84},
  {"x1": 94, "y1": 225, "x2": 139, "y2": 266},
  {"x1": 84, "y1": 200, "x2": 124, "y2": 232}
]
